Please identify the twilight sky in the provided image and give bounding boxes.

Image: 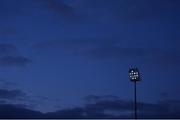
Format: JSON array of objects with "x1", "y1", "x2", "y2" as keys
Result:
[{"x1": 0, "y1": 0, "x2": 180, "y2": 118}]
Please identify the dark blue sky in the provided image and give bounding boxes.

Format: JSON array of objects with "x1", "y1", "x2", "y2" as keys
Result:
[{"x1": 0, "y1": 0, "x2": 180, "y2": 118}]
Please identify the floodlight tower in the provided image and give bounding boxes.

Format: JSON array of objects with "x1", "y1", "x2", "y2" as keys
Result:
[{"x1": 129, "y1": 68, "x2": 141, "y2": 119}]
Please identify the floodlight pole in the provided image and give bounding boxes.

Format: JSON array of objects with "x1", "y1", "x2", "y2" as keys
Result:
[
  {"x1": 129, "y1": 68, "x2": 140, "y2": 119},
  {"x1": 134, "y1": 81, "x2": 137, "y2": 119}
]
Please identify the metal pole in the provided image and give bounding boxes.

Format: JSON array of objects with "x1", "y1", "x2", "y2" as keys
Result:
[{"x1": 134, "y1": 81, "x2": 137, "y2": 119}]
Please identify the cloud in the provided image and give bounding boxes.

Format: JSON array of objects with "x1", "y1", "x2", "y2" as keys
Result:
[
  {"x1": 0, "y1": 56, "x2": 31, "y2": 66},
  {"x1": 32, "y1": 38, "x2": 118, "y2": 54},
  {"x1": 84, "y1": 96, "x2": 180, "y2": 118},
  {"x1": 0, "y1": 79, "x2": 17, "y2": 89},
  {"x1": 85, "y1": 95, "x2": 120, "y2": 102},
  {"x1": 84, "y1": 99, "x2": 132, "y2": 114},
  {"x1": 0, "y1": 80, "x2": 27, "y2": 102},
  {"x1": 44, "y1": 95, "x2": 180, "y2": 118},
  {"x1": 139, "y1": 99, "x2": 180, "y2": 118},
  {"x1": 0, "y1": 100, "x2": 7, "y2": 104},
  {"x1": 0, "y1": 95, "x2": 180, "y2": 118},
  {"x1": 44, "y1": 95, "x2": 180, "y2": 119},
  {"x1": 0, "y1": 104, "x2": 43, "y2": 119},
  {"x1": 32, "y1": 37, "x2": 180, "y2": 69},
  {"x1": 45, "y1": 107, "x2": 116, "y2": 119},
  {"x1": 33, "y1": 38, "x2": 180, "y2": 67},
  {"x1": 0, "y1": 81, "x2": 56, "y2": 113},
  {"x1": 45, "y1": 107, "x2": 85, "y2": 118},
  {"x1": 0, "y1": 44, "x2": 18, "y2": 56},
  {"x1": 0, "y1": 88, "x2": 26, "y2": 100},
  {"x1": 0, "y1": 43, "x2": 32, "y2": 67}
]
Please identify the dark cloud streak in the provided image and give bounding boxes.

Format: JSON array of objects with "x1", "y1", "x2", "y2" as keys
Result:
[
  {"x1": 0, "y1": 56, "x2": 31, "y2": 67},
  {"x1": 0, "y1": 43, "x2": 32, "y2": 67},
  {"x1": 0, "y1": 88, "x2": 26, "y2": 100},
  {"x1": 0, "y1": 44, "x2": 18, "y2": 55},
  {"x1": 0, "y1": 95, "x2": 180, "y2": 118}
]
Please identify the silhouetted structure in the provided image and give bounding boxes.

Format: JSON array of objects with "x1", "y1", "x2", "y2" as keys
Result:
[{"x1": 129, "y1": 68, "x2": 141, "y2": 119}]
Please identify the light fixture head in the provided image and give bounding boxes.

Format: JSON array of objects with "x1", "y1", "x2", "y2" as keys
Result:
[{"x1": 129, "y1": 68, "x2": 141, "y2": 82}]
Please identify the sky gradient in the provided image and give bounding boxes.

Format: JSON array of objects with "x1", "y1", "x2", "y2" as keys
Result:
[{"x1": 0, "y1": 0, "x2": 180, "y2": 118}]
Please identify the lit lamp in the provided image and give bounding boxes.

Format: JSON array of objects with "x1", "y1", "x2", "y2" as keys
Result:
[
  {"x1": 129, "y1": 68, "x2": 141, "y2": 119},
  {"x1": 129, "y1": 68, "x2": 141, "y2": 82}
]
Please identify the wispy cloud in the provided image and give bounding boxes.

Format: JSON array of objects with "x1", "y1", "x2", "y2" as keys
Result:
[
  {"x1": 0, "y1": 43, "x2": 32, "y2": 67},
  {"x1": 0, "y1": 44, "x2": 18, "y2": 56},
  {"x1": 0, "y1": 89, "x2": 26, "y2": 100},
  {"x1": 85, "y1": 95, "x2": 120, "y2": 102},
  {"x1": 32, "y1": 38, "x2": 180, "y2": 66},
  {"x1": 0, "y1": 79, "x2": 27, "y2": 102},
  {"x1": 32, "y1": 38, "x2": 118, "y2": 55},
  {"x1": 0, "y1": 79, "x2": 17, "y2": 89}
]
